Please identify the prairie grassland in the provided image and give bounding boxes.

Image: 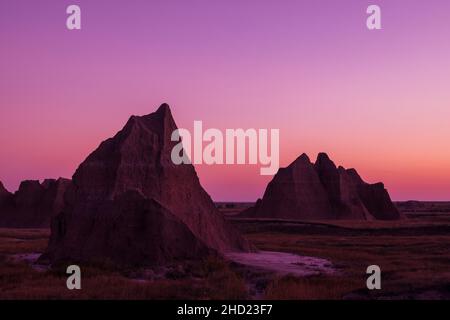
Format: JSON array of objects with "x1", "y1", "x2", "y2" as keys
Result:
[{"x1": 1, "y1": 208, "x2": 449, "y2": 300}]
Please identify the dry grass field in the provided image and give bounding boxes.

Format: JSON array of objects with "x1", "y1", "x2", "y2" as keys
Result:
[{"x1": 0, "y1": 202, "x2": 449, "y2": 300}]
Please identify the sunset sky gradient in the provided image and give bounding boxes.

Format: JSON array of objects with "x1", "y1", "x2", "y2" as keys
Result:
[{"x1": 1, "y1": 0, "x2": 450, "y2": 201}]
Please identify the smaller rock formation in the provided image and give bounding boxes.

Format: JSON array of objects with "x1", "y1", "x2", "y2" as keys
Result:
[
  {"x1": 241, "y1": 153, "x2": 401, "y2": 220},
  {"x1": 0, "y1": 178, "x2": 71, "y2": 228},
  {"x1": 245, "y1": 154, "x2": 332, "y2": 220}
]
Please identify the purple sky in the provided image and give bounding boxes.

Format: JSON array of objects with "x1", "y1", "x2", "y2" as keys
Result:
[{"x1": 1, "y1": 0, "x2": 450, "y2": 201}]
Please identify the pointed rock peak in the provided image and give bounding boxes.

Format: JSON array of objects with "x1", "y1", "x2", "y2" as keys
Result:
[
  {"x1": 45, "y1": 102, "x2": 249, "y2": 265},
  {"x1": 128, "y1": 103, "x2": 174, "y2": 124},
  {"x1": 316, "y1": 152, "x2": 331, "y2": 163},
  {"x1": 285, "y1": 153, "x2": 312, "y2": 170},
  {"x1": 151, "y1": 103, "x2": 174, "y2": 123},
  {"x1": 139, "y1": 103, "x2": 177, "y2": 134},
  {"x1": 294, "y1": 153, "x2": 311, "y2": 164},
  {"x1": 337, "y1": 166, "x2": 348, "y2": 175},
  {"x1": 299, "y1": 152, "x2": 310, "y2": 160},
  {"x1": 315, "y1": 152, "x2": 337, "y2": 171},
  {"x1": 118, "y1": 104, "x2": 178, "y2": 146},
  {"x1": 156, "y1": 103, "x2": 171, "y2": 115}
]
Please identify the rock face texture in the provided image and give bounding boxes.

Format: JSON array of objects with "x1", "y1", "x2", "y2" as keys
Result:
[
  {"x1": 241, "y1": 153, "x2": 401, "y2": 220},
  {"x1": 0, "y1": 178, "x2": 71, "y2": 228},
  {"x1": 44, "y1": 104, "x2": 249, "y2": 267}
]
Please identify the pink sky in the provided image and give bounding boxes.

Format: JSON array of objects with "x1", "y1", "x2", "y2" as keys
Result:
[{"x1": 1, "y1": 0, "x2": 450, "y2": 201}]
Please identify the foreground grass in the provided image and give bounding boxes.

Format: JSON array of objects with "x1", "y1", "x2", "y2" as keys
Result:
[
  {"x1": 0, "y1": 229, "x2": 247, "y2": 300},
  {"x1": 246, "y1": 222, "x2": 450, "y2": 299},
  {"x1": 1, "y1": 211, "x2": 450, "y2": 300},
  {"x1": 0, "y1": 260, "x2": 246, "y2": 300},
  {"x1": 265, "y1": 275, "x2": 362, "y2": 300}
]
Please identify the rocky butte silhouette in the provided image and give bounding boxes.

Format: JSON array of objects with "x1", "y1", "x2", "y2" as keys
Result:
[
  {"x1": 241, "y1": 153, "x2": 401, "y2": 220},
  {"x1": 42, "y1": 104, "x2": 250, "y2": 267},
  {"x1": 0, "y1": 178, "x2": 71, "y2": 228}
]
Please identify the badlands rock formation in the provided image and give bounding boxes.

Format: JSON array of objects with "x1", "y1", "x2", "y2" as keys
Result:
[
  {"x1": 43, "y1": 104, "x2": 249, "y2": 267},
  {"x1": 0, "y1": 178, "x2": 71, "y2": 228},
  {"x1": 241, "y1": 153, "x2": 401, "y2": 220}
]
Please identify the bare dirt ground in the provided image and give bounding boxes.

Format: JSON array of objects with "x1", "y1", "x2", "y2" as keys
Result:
[
  {"x1": 226, "y1": 251, "x2": 335, "y2": 277},
  {"x1": 0, "y1": 202, "x2": 449, "y2": 299}
]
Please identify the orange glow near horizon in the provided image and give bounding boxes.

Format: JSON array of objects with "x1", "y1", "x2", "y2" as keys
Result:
[{"x1": 1, "y1": 1, "x2": 450, "y2": 201}]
